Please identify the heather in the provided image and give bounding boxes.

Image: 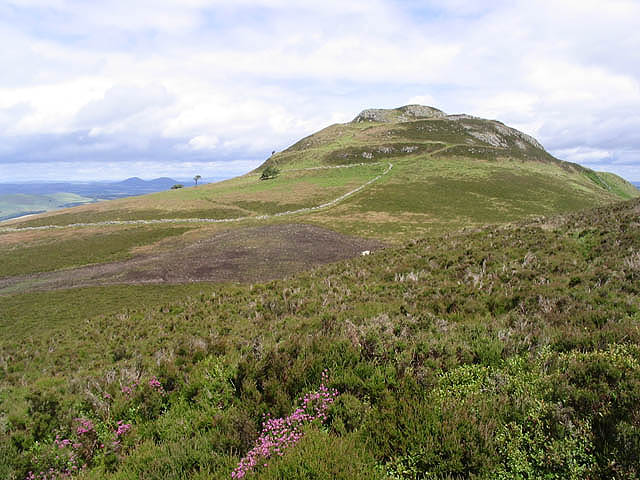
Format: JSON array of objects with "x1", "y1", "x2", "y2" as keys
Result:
[{"x1": 1, "y1": 198, "x2": 640, "y2": 479}]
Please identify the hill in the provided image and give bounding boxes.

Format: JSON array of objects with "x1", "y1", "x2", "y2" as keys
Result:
[
  {"x1": 0, "y1": 192, "x2": 95, "y2": 221},
  {"x1": 1, "y1": 105, "x2": 640, "y2": 478},
  {"x1": 0, "y1": 105, "x2": 636, "y2": 288},
  {"x1": 1, "y1": 195, "x2": 639, "y2": 479},
  {"x1": 8, "y1": 105, "x2": 635, "y2": 236}
]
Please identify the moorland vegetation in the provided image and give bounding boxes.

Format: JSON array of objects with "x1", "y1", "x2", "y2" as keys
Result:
[
  {"x1": 2, "y1": 197, "x2": 639, "y2": 479},
  {"x1": 1, "y1": 106, "x2": 639, "y2": 479}
]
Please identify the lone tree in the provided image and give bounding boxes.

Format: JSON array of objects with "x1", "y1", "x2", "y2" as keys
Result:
[
  {"x1": 193, "y1": 175, "x2": 201, "y2": 186},
  {"x1": 260, "y1": 165, "x2": 280, "y2": 180}
]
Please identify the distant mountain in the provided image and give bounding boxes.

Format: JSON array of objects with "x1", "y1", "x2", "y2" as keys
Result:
[
  {"x1": 633, "y1": 181, "x2": 640, "y2": 189},
  {"x1": 116, "y1": 177, "x2": 148, "y2": 186},
  {"x1": 0, "y1": 177, "x2": 180, "y2": 198},
  {"x1": 114, "y1": 177, "x2": 179, "y2": 188},
  {"x1": 0, "y1": 177, "x2": 181, "y2": 221}
]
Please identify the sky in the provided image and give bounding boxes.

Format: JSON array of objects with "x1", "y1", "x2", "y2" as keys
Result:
[{"x1": 1, "y1": 0, "x2": 639, "y2": 182}]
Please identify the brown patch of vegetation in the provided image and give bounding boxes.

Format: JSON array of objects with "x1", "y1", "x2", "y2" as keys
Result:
[
  {"x1": 0, "y1": 224, "x2": 383, "y2": 293},
  {"x1": 0, "y1": 224, "x2": 133, "y2": 246}
]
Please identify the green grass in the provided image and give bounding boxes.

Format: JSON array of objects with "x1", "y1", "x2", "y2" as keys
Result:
[
  {"x1": 323, "y1": 142, "x2": 446, "y2": 164},
  {"x1": 15, "y1": 165, "x2": 386, "y2": 228},
  {"x1": 389, "y1": 118, "x2": 472, "y2": 144},
  {"x1": 596, "y1": 171, "x2": 640, "y2": 199},
  {"x1": 0, "y1": 226, "x2": 191, "y2": 277},
  {"x1": 0, "y1": 283, "x2": 221, "y2": 366},
  {"x1": 301, "y1": 153, "x2": 634, "y2": 242},
  {"x1": 355, "y1": 164, "x2": 606, "y2": 218},
  {"x1": 1, "y1": 198, "x2": 640, "y2": 479},
  {"x1": 13, "y1": 208, "x2": 245, "y2": 227}
]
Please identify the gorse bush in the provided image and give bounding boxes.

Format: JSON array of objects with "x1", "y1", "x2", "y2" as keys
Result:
[{"x1": 1, "y1": 199, "x2": 640, "y2": 479}]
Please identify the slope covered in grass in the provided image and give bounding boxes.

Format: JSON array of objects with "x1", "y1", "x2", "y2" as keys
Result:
[
  {"x1": 14, "y1": 164, "x2": 387, "y2": 228},
  {"x1": 2, "y1": 106, "x2": 637, "y2": 283},
  {"x1": 261, "y1": 105, "x2": 638, "y2": 238},
  {"x1": 8, "y1": 105, "x2": 637, "y2": 237},
  {"x1": 2, "y1": 198, "x2": 639, "y2": 479}
]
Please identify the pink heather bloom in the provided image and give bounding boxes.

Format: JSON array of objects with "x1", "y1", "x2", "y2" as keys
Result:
[
  {"x1": 75, "y1": 418, "x2": 94, "y2": 435},
  {"x1": 115, "y1": 420, "x2": 132, "y2": 437},
  {"x1": 121, "y1": 381, "x2": 139, "y2": 396},
  {"x1": 231, "y1": 371, "x2": 338, "y2": 479},
  {"x1": 54, "y1": 436, "x2": 72, "y2": 449},
  {"x1": 149, "y1": 376, "x2": 165, "y2": 395}
]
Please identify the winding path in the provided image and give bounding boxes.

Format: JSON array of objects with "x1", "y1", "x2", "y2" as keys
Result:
[{"x1": 0, "y1": 162, "x2": 393, "y2": 233}]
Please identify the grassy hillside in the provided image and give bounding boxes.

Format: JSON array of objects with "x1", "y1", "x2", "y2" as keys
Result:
[
  {"x1": 1, "y1": 197, "x2": 639, "y2": 479},
  {"x1": 260, "y1": 105, "x2": 637, "y2": 238},
  {"x1": 1, "y1": 106, "x2": 637, "y2": 282},
  {"x1": 8, "y1": 105, "x2": 637, "y2": 237},
  {"x1": 12, "y1": 164, "x2": 386, "y2": 228},
  {"x1": 1, "y1": 106, "x2": 640, "y2": 479}
]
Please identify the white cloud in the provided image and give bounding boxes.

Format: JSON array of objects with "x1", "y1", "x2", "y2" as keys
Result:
[
  {"x1": 554, "y1": 147, "x2": 613, "y2": 165},
  {"x1": 0, "y1": 0, "x2": 639, "y2": 180},
  {"x1": 188, "y1": 135, "x2": 219, "y2": 151},
  {"x1": 75, "y1": 84, "x2": 173, "y2": 128}
]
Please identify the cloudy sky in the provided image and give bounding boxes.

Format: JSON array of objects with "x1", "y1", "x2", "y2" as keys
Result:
[{"x1": 1, "y1": 0, "x2": 639, "y2": 182}]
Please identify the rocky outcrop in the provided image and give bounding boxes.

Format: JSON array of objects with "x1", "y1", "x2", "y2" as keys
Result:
[
  {"x1": 352, "y1": 104, "x2": 546, "y2": 152},
  {"x1": 352, "y1": 105, "x2": 446, "y2": 123},
  {"x1": 459, "y1": 120, "x2": 546, "y2": 151}
]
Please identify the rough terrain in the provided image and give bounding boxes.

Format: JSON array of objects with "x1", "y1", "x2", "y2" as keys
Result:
[{"x1": 0, "y1": 224, "x2": 382, "y2": 293}]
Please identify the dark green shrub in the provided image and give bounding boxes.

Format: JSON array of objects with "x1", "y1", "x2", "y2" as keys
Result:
[
  {"x1": 328, "y1": 393, "x2": 371, "y2": 435},
  {"x1": 26, "y1": 391, "x2": 60, "y2": 442},
  {"x1": 260, "y1": 165, "x2": 280, "y2": 180}
]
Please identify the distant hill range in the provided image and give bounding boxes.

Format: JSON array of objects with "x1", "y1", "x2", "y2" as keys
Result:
[{"x1": 0, "y1": 177, "x2": 180, "y2": 221}]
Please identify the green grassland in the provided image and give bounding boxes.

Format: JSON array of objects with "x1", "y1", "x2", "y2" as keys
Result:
[
  {"x1": 1, "y1": 198, "x2": 639, "y2": 479},
  {"x1": 0, "y1": 226, "x2": 192, "y2": 278}
]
